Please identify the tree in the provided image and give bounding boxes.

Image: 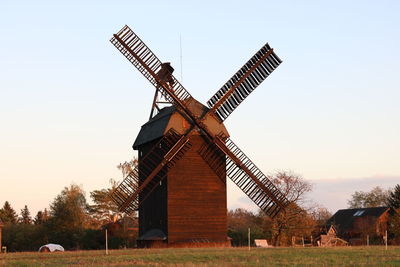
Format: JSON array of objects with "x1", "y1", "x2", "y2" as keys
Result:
[
  {"x1": 347, "y1": 186, "x2": 390, "y2": 208},
  {"x1": 0, "y1": 201, "x2": 18, "y2": 224},
  {"x1": 49, "y1": 184, "x2": 89, "y2": 229},
  {"x1": 34, "y1": 208, "x2": 49, "y2": 225},
  {"x1": 260, "y1": 171, "x2": 313, "y2": 246},
  {"x1": 89, "y1": 179, "x2": 122, "y2": 227},
  {"x1": 47, "y1": 184, "x2": 89, "y2": 249},
  {"x1": 388, "y1": 211, "x2": 400, "y2": 245},
  {"x1": 18, "y1": 205, "x2": 32, "y2": 224},
  {"x1": 387, "y1": 184, "x2": 400, "y2": 210},
  {"x1": 386, "y1": 185, "x2": 400, "y2": 245},
  {"x1": 88, "y1": 157, "x2": 139, "y2": 226},
  {"x1": 2, "y1": 223, "x2": 43, "y2": 252},
  {"x1": 117, "y1": 158, "x2": 138, "y2": 178},
  {"x1": 310, "y1": 206, "x2": 332, "y2": 226},
  {"x1": 227, "y1": 208, "x2": 265, "y2": 246}
]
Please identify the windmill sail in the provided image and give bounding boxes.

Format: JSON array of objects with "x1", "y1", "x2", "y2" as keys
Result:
[
  {"x1": 110, "y1": 25, "x2": 192, "y2": 104},
  {"x1": 207, "y1": 43, "x2": 282, "y2": 122},
  {"x1": 110, "y1": 25, "x2": 288, "y2": 220},
  {"x1": 110, "y1": 168, "x2": 140, "y2": 215},
  {"x1": 199, "y1": 136, "x2": 288, "y2": 217},
  {"x1": 111, "y1": 128, "x2": 192, "y2": 215}
]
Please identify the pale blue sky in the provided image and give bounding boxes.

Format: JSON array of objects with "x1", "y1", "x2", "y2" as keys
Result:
[{"x1": 1, "y1": 1, "x2": 399, "y2": 215}]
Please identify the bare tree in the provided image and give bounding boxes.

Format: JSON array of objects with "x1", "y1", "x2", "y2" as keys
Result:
[
  {"x1": 262, "y1": 171, "x2": 313, "y2": 246},
  {"x1": 117, "y1": 158, "x2": 138, "y2": 178},
  {"x1": 309, "y1": 205, "x2": 332, "y2": 225},
  {"x1": 271, "y1": 171, "x2": 312, "y2": 205}
]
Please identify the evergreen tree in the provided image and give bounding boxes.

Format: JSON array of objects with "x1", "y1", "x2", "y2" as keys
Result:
[
  {"x1": 34, "y1": 208, "x2": 50, "y2": 225},
  {"x1": 34, "y1": 210, "x2": 44, "y2": 224},
  {"x1": 19, "y1": 205, "x2": 32, "y2": 224},
  {"x1": 387, "y1": 184, "x2": 400, "y2": 210},
  {"x1": 0, "y1": 201, "x2": 18, "y2": 224},
  {"x1": 43, "y1": 208, "x2": 49, "y2": 220}
]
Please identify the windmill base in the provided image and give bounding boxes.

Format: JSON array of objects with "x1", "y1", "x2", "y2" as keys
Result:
[{"x1": 137, "y1": 239, "x2": 231, "y2": 248}]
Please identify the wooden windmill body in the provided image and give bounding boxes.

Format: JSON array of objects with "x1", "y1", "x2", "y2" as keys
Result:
[
  {"x1": 110, "y1": 25, "x2": 290, "y2": 247},
  {"x1": 134, "y1": 101, "x2": 229, "y2": 247}
]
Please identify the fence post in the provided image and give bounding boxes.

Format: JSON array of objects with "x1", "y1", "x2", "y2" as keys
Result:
[
  {"x1": 385, "y1": 230, "x2": 388, "y2": 250},
  {"x1": 106, "y1": 229, "x2": 109, "y2": 255},
  {"x1": 367, "y1": 235, "x2": 369, "y2": 246},
  {"x1": 248, "y1": 228, "x2": 251, "y2": 250},
  {"x1": 0, "y1": 224, "x2": 2, "y2": 254}
]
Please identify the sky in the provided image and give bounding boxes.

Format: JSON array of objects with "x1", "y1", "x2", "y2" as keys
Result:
[{"x1": 1, "y1": 1, "x2": 399, "y2": 217}]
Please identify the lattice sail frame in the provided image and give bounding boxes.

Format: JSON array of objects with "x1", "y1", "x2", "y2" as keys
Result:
[
  {"x1": 110, "y1": 26, "x2": 192, "y2": 105},
  {"x1": 110, "y1": 25, "x2": 289, "y2": 217},
  {"x1": 207, "y1": 43, "x2": 282, "y2": 121},
  {"x1": 110, "y1": 129, "x2": 192, "y2": 214}
]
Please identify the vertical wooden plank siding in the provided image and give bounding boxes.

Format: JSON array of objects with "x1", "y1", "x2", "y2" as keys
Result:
[{"x1": 167, "y1": 135, "x2": 227, "y2": 244}]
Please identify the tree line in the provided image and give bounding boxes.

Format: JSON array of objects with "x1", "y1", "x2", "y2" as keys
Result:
[
  {"x1": 1, "y1": 159, "x2": 399, "y2": 250},
  {"x1": 228, "y1": 183, "x2": 400, "y2": 246},
  {"x1": 0, "y1": 181, "x2": 136, "y2": 252}
]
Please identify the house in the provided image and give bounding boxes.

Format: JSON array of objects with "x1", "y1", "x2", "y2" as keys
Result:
[{"x1": 326, "y1": 207, "x2": 391, "y2": 245}]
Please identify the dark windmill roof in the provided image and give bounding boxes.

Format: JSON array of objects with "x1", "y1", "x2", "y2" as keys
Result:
[
  {"x1": 132, "y1": 97, "x2": 229, "y2": 149},
  {"x1": 326, "y1": 206, "x2": 389, "y2": 233},
  {"x1": 133, "y1": 106, "x2": 176, "y2": 149}
]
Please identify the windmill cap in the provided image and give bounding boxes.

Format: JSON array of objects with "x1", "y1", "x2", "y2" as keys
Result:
[{"x1": 160, "y1": 62, "x2": 174, "y2": 73}]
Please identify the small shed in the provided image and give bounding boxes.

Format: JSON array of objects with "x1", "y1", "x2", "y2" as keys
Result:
[
  {"x1": 254, "y1": 239, "x2": 272, "y2": 248},
  {"x1": 314, "y1": 225, "x2": 348, "y2": 247}
]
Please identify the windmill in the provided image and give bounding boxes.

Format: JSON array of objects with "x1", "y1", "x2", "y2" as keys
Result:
[{"x1": 109, "y1": 25, "x2": 289, "y2": 247}]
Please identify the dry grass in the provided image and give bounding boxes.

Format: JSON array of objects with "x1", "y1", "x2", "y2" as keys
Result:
[{"x1": 1, "y1": 246, "x2": 399, "y2": 266}]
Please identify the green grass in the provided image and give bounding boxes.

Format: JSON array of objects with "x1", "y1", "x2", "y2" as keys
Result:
[{"x1": 1, "y1": 246, "x2": 399, "y2": 266}]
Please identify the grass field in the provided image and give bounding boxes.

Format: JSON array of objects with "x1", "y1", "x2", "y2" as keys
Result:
[{"x1": 1, "y1": 246, "x2": 399, "y2": 266}]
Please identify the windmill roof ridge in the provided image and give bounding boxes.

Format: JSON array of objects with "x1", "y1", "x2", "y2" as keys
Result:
[
  {"x1": 133, "y1": 106, "x2": 178, "y2": 149},
  {"x1": 142, "y1": 106, "x2": 176, "y2": 126},
  {"x1": 336, "y1": 206, "x2": 389, "y2": 212}
]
